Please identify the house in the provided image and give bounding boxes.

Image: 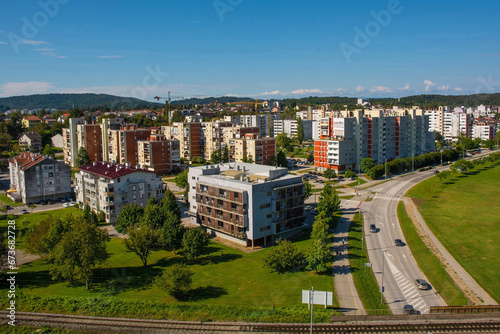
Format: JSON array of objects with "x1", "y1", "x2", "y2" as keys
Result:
[
  {"x1": 8, "y1": 152, "x2": 72, "y2": 204},
  {"x1": 22, "y1": 116, "x2": 42, "y2": 129},
  {"x1": 51, "y1": 134, "x2": 64, "y2": 149},
  {"x1": 18, "y1": 132, "x2": 43, "y2": 152}
]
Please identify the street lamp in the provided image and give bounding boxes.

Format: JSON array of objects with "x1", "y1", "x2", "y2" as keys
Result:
[
  {"x1": 440, "y1": 149, "x2": 443, "y2": 166},
  {"x1": 384, "y1": 159, "x2": 387, "y2": 180},
  {"x1": 380, "y1": 249, "x2": 387, "y2": 305}
]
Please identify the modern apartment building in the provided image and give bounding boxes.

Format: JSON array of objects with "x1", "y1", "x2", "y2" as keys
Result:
[
  {"x1": 9, "y1": 152, "x2": 72, "y2": 204},
  {"x1": 232, "y1": 133, "x2": 276, "y2": 165},
  {"x1": 162, "y1": 122, "x2": 202, "y2": 162},
  {"x1": 314, "y1": 108, "x2": 435, "y2": 171},
  {"x1": 75, "y1": 161, "x2": 164, "y2": 223},
  {"x1": 108, "y1": 125, "x2": 152, "y2": 167},
  {"x1": 188, "y1": 163, "x2": 305, "y2": 248},
  {"x1": 273, "y1": 119, "x2": 313, "y2": 139},
  {"x1": 63, "y1": 118, "x2": 85, "y2": 166},
  {"x1": 137, "y1": 129, "x2": 181, "y2": 175}
]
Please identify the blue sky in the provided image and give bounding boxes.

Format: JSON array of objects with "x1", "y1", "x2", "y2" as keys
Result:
[{"x1": 1, "y1": 0, "x2": 500, "y2": 101}]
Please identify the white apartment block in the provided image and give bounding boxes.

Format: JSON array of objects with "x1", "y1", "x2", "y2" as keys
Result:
[
  {"x1": 75, "y1": 161, "x2": 165, "y2": 223},
  {"x1": 273, "y1": 119, "x2": 313, "y2": 139}
]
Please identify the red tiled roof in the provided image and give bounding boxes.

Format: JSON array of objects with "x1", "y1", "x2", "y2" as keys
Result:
[
  {"x1": 24, "y1": 116, "x2": 41, "y2": 121},
  {"x1": 78, "y1": 161, "x2": 156, "y2": 179},
  {"x1": 9, "y1": 152, "x2": 47, "y2": 170}
]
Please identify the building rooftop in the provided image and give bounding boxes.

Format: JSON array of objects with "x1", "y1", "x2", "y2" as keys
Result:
[
  {"x1": 18, "y1": 132, "x2": 42, "y2": 140},
  {"x1": 24, "y1": 116, "x2": 41, "y2": 121},
  {"x1": 193, "y1": 162, "x2": 294, "y2": 184},
  {"x1": 79, "y1": 161, "x2": 156, "y2": 179},
  {"x1": 9, "y1": 152, "x2": 47, "y2": 170}
]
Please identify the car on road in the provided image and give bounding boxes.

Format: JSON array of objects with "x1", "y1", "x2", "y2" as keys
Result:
[
  {"x1": 370, "y1": 224, "x2": 377, "y2": 233},
  {"x1": 394, "y1": 239, "x2": 404, "y2": 246},
  {"x1": 305, "y1": 205, "x2": 313, "y2": 211},
  {"x1": 415, "y1": 279, "x2": 429, "y2": 290},
  {"x1": 63, "y1": 203, "x2": 69, "y2": 208},
  {"x1": 434, "y1": 170, "x2": 440, "y2": 174},
  {"x1": 403, "y1": 304, "x2": 417, "y2": 315},
  {"x1": 21, "y1": 209, "x2": 28, "y2": 214},
  {"x1": 69, "y1": 201, "x2": 76, "y2": 206},
  {"x1": 4, "y1": 205, "x2": 10, "y2": 210}
]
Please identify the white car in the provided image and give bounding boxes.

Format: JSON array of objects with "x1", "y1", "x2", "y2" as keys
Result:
[
  {"x1": 63, "y1": 203, "x2": 69, "y2": 208},
  {"x1": 305, "y1": 205, "x2": 313, "y2": 211},
  {"x1": 69, "y1": 201, "x2": 76, "y2": 206}
]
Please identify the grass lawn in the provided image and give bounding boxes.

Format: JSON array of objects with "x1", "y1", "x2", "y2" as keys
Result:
[
  {"x1": 3, "y1": 228, "x2": 338, "y2": 321},
  {"x1": 0, "y1": 195, "x2": 24, "y2": 207},
  {"x1": 348, "y1": 213, "x2": 390, "y2": 314},
  {"x1": 406, "y1": 162, "x2": 500, "y2": 303},
  {"x1": 397, "y1": 202, "x2": 469, "y2": 306},
  {"x1": 345, "y1": 178, "x2": 367, "y2": 187}
]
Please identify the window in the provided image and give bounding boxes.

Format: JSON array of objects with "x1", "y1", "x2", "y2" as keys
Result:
[
  {"x1": 266, "y1": 191, "x2": 271, "y2": 196},
  {"x1": 266, "y1": 214, "x2": 272, "y2": 219},
  {"x1": 234, "y1": 192, "x2": 239, "y2": 200}
]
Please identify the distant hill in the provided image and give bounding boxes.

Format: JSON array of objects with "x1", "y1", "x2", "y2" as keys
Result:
[
  {"x1": 170, "y1": 96, "x2": 254, "y2": 106},
  {"x1": 0, "y1": 93, "x2": 162, "y2": 111}
]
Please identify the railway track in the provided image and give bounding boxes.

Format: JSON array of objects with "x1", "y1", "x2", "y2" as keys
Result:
[{"x1": 2, "y1": 311, "x2": 500, "y2": 333}]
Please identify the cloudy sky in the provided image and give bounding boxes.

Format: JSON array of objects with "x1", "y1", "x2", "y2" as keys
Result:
[{"x1": 1, "y1": 0, "x2": 499, "y2": 101}]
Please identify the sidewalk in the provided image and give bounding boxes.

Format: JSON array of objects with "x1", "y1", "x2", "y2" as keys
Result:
[
  {"x1": 403, "y1": 197, "x2": 498, "y2": 306},
  {"x1": 332, "y1": 211, "x2": 366, "y2": 315}
]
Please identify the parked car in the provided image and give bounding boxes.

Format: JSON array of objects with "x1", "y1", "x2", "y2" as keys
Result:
[
  {"x1": 434, "y1": 170, "x2": 440, "y2": 174},
  {"x1": 370, "y1": 224, "x2": 377, "y2": 233},
  {"x1": 415, "y1": 279, "x2": 429, "y2": 290},
  {"x1": 4, "y1": 205, "x2": 11, "y2": 210},
  {"x1": 305, "y1": 205, "x2": 313, "y2": 211},
  {"x1": 395, "y1": 239, "x2": 404, "y2": 246},
  {"x1": 63, "y1": 203, "x2": 69, "y2": 208},
  {"x1": 69, "y1": 201, "x2": 76, "y2": 206},
  {"x1": 21, "y1": 209, "x2": 28, "y2": 214},
  {"x1": 403, "y1": 305, "x2": 417, "y2": 315}
]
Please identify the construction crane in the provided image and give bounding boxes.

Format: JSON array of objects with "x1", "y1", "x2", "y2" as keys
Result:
[{"x1": 154, "y1": 91, "x2": 185, "y2": 125}]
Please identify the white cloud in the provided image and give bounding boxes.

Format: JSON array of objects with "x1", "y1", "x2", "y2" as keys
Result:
[
  {"x1": 355, "y1": 85, "x2": 364, "y2": 92},
  {"x1": 0, "y1": 81, "x2": 54, "y2": 97},
  {"x1": 56, "y1": 56, "x2": 67, "y2": 59},
  {"x1": 454, "y1": 87, "x2": 463, "y2": 92},
  {"x1": 260, "y1": 90, "x2": 283, "y2": 96},
  {"x1": 290, "y1": 88, "x2": 323, "y2": 95},
  {"x1": 437, "y1": 85, "x2": 449, "y2": 91},
  {"x1": 98, "y1": 55, "x2": 123, "y2": 59},
  {"x1": 35, "y1": 48, "x2": 55, "y2": 52},
  {"x1": 424, "y1": 80, "x2": 435, "y2": 92},
  {"x1": 370, "y1": 86, "x2": 392, "y2": 93},
  {"x1": 398, "y1": 84, "x2": 410, "y2": 91},
  {"x1": 22, "y1": 40, "x2": 49, "y2": 45},
  {"x1": 0, "y1": 41, "x2": 7, "y2": 45},
  {"x1": 337, "y1": 88, "x2": 347, "y2": 94}
]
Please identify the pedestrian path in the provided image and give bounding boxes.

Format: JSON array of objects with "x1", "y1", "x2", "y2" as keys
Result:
[{"x1": 332, "y1": 212, "x2": 366, "y2": 315}]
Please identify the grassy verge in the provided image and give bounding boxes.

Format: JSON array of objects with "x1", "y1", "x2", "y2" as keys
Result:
[
  {"x1": 348, "y1": 213, "x2": 390, "y2": 314},
  {"x1": 340, "y1": 195, "x2": 354, "y2": 200},
  {"x1": 1, "y1": 229, "x2": 339, "y2": 322},
  {"x1": 0, "y1": 195, "x2": 24, "y2": 206},
  {"x1": 397, "y1": 202, "x2": 469, "y2": 306},
  {"x1": 345, "y1": 178, "x2": 367, "y2": 187},
  {"x1": 406, "y1": 161, "x2": 500, "y2": 303}
]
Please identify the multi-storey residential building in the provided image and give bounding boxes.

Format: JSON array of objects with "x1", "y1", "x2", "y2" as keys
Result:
[
  {"x1": 137, "y1": 129, "x2": 181, "y2": 175},
  {"x1": 75, "y1": 161, "x2": 164, "y2": 223},
  {"x1": 9, "y1": 152, "x2": 72, "y2": 204},
  {"x1": 63, "y1": 118, "x2": 85, "y2": 166},
  {"x1": 22, "y1": 116, "x2": 42, "y2": 129},
  {"x1": 101, "y1": 118, "x2": 125, "y2": 162},
  {"x1": 18, "y1": 132, "x2": 42, "y2": 152},
  {"x1": 232, "y1": 134, "x2": 276, "y2": 165},
  {"x1": 273, "y1": 119, "x2": 313, "y2": 139},
  {"x1": 188, "y1": 163, "x2": 305, "y2": 248},
  {"x1": 162, "y1": 122, "x2": 202, "y2": 162},
  {"x1": 314, "y1": 108, "x2": 435, "y2": 171},
  {"x1": 201, "y1": 121, "x2": 233, "y2": 161},
  {"x1": 77, "y1": 122, "x2": 103, "y2": 164},
  {"x1": 442, "y1": 109, "x2": 473, "y2": 142},
  {"x1": 108, "y1": 125, "x2": 151, "y2": 167}
]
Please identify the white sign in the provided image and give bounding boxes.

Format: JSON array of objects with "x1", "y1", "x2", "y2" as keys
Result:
[{"x1": 302, "y1": 290, "x2": 333, "y2": 308}]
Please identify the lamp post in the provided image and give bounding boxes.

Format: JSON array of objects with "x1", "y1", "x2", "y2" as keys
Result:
[
  {"x1": 440, "y1": 149, "x2": 443, "y2": 166},
  {"x1": 412, "y1": 154, "x2": 414, "y2": 173},
  {"x1": 384, "y1": 159, "x2": 387, "y2": 180}
]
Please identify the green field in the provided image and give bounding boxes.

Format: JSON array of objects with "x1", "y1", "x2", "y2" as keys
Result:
[
  {"x1": 406, "y1": 162, "x2": 500, "y2": 303},
  {"x1": 2, "y1": 226, "x2": 338, "y2": 321},
  {"x1": 397, "y1": 202, "x2": 469, "y2": 306}
]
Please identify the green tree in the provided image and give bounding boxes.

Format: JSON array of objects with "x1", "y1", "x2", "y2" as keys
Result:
[
  {"x1": 191, "y1": 156, "x2": 205, "y2": 164},
  {"x1": 42, "y1": 144, "x2": 55, "y2": 157},
  {"x1": 222, "y1": 145, "x2": 230, "y2": 163},
  {"x1": 123, "y1": 225, "x2": 159, "y2": 266},
  {"x1": 156, "y1": 264, "x2": 194, "y2": 299},
  {"x1": 69, "y1": 108, "x2": 84, "y2": 118},
  {"x1": 115, "y1": 203, "x2": 144, "y2": 233},
  {"x1": 307, "y1": 239, "x2": 333, "y2": 273},
  {"x1": 174, "y1": 169, "x2": 188, "y2": 189},
  {"x1": 170, "y1": 111, "x2": 185, "y2": 123},
  {"x1": 296, "y1": 117, "x2": 304, "y2": 144},
  {"x1": 75, "y1": 147, "x2": 90, "y2": 167},
  {"x1": 317, "y1": 185, "x2": 341, "y2": 225},
  {"x1": 141, "y1": 203, "x2": 167, "y2": 229},
  {"x1": 344, "y1": 169, "x2": 356, "y2": 179},
  {"x1": 276, "y1": 133, "x2": 292, "y2": 149},
  {"x1": 323, "y1": 167, "x2": 336, "y2": 181},
  {"x1": 181, "y1": 227, "x2": 209, "y2": 261},
  {"x1": 159, "y1": 211, "x2": 185, "y2": 252},
  {"x1": 161, "y1": 188, "x2": 181, "y2": 220},
  {"x1": 360, "y1": 158, "x2": 375, "y2": 173},
  {"x1": 277, "y1": 150, "x2": 288, "y2": 167},
  {"x1": 307, "y1": 152, "x2": 314, "y2": 163},
  {"x1": 147, "y1": 195, "x2": 158, "y2": 206},
  {"x1": 262, "y1": 239, "x2": 307, "y2": 273},
  {"x1": 303, "y1": 180, "x2": 312, "y2": 200},
  {"x1": 310, "y1": 216, "x2": 330, "y2": 243},
  {"x1": 49, "y1": 217, "x2": 109, "y2": 289},
  {"x1": 210, "y1": 149, "x2": 222, "y2": 164}
]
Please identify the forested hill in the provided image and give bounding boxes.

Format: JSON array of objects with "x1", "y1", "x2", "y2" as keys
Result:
[{"x1": 0, "y1": 93, "x2": 161, "y2": 111}]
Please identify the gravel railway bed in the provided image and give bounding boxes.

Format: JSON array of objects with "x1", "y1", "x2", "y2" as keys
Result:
[{"x1": 1, "y1": 311, "x2": 500, "y2": 333}]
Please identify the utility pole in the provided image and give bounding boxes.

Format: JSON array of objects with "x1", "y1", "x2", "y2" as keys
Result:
[
  {"x1": 381, "y1": 249, "x2": 386, "y2": 305},
  {"x1": 310, "y1": 287, "x2": 314, "y2": 334}
]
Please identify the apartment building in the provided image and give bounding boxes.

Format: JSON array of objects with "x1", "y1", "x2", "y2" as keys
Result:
[
  {"x1": 63, "y1": 118, "x2": 85, "y2": 166},
  {"x1": 425, "y1": 107, "x2": 473, "y2": 142},
  {"x1": 75, "y1": 161, "x2": 164, "y2": 223},
  {"x1": 273, "y1": 119, "x2": 313, "y2": 139},
  {"x1": 314, "y1": 108, "x2": 435, "y2": 171},
  {"x1": 201, "y1": 121, "x2": 233, "y2": 161},
  {"x1": 9, "y1": 152, "x2": 72, "y2": 204},
  {"x1": 137, "y1": 129, "x2": 181, "y2": 175},
  {"x1": 22, "y1": 116, "x2": 42, "y2": 129},
  {"x1": 188, "y1": 163, "x2": 305, "y2": 248},
  {"x1": 232, "y1": 133, "x2": 276, "y2": 165},
  {"x1": 108, "y1": 125, "x2": 152, "y2": 167},
  {"x1": 18, "y1": 132, "x2": 42, "y2": 152},
  {"x1": 162, "y1": 122, "x2": 202, "y2": 162}
]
